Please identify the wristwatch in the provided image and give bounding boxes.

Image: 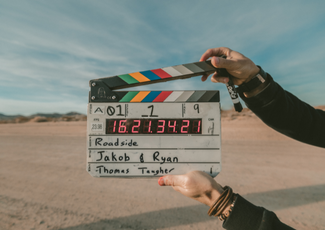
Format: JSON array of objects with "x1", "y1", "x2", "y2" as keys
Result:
[{"x1": 236, "y1": 66, "x2": 267, "y2": 94}]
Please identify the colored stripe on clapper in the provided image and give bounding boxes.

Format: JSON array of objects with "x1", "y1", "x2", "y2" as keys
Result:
[
  {"x1": 118, "y1": 90, "x2": 220, "y2": 102},
  {"x1": 129, "y1": 72, "x2": 150, "y2": 83},
  {"x1": 142, "y1": 91, "x2": 162, "y2": 102},
  {"x1": 153, "y1": 91, "x2": 173, "y2": 102},
  {"x1": 104, "y1": 61, "x2": 217, "y2": 90},
  {"x1": 130, "y1": 91, "x2": 150, "y2": 102}
]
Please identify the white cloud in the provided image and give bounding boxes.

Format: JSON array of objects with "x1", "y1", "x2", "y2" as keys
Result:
[{"x1": 0, "y1": 0, "x2": 325, "y2": 114}]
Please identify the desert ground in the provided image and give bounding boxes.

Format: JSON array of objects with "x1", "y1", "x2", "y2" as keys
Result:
[{"x1": 1, "y1": 112, "x2": 325, "y2": 230}]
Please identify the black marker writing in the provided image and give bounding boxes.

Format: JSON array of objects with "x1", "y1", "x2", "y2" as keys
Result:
[
  {"x1": 96, "y1": 166, "x2": 130, "y2": 175},
  {"x1": 153, "y1": 151, "x2": 178, "y2": 164},
  {"x1": 96, "y1": 151, "x2": 130, "y2": 162},
  {"x1": 140, "y1": 153, "x2": 144, "y2": 163},
  {"x1": 138, "y1": 167, "x2": 175, "y2": 175},
  {"x1": 95, "y1": 138, "x2": 138, "y2": 147}
]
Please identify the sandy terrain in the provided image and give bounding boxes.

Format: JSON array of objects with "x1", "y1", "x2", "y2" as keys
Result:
[{"x1": 0, "y1": 115, "x2": 325, "y2": 230}]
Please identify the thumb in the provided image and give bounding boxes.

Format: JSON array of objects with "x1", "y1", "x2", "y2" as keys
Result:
[
  {"x1": 210, "y1": 56, "x2": 236, "y2": 69},
  {"x1": 158, "y1": 175, "x2": 182, "y2": 186}
]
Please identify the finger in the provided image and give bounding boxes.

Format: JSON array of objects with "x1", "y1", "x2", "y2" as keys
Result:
[
  {"x1": 158, "y1": 175, "x2": 183, "y2": 187},
  {"x1": 208, "y1": 71, "x2": 228, "y2": 83},
  {"x1": 211, "y1": 56, "x2": 238, "y2": 70},
  {"x1": 200, "y1": 47, "x2": 231, "y2": 62},
  {"x1": 210, "y1": 72, "x2": 218, "y2": 83},
  {"x1": 211, "y1": 74, "x2": 229, "y2": 84},
  {"x1": 201, "y1": 74, "x2": 209, "y2": 82},
  {"x1": 200, "y1": 48, "x2": 225, "y2": 61}
]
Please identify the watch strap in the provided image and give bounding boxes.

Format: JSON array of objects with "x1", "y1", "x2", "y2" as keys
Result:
[{"x1": 236, "y1": 66, "x2": 267, "y2": 94}]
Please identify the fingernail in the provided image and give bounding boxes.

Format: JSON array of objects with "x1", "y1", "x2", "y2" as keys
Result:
[{"x1": 158, "y1": 177, "x2": 165, "y2": 186}]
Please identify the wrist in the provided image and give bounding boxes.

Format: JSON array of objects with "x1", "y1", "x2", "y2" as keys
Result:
[
  {"x1": 207, "y1": 180, "x2": 226, "y2": 207},
  {"x1": 243, "y1": 78, "x2": 270, "y2": 98},
  {"x1": 236, "y1": 66, "x2": 269, "y2": 98},
  {"x1": 208, "y1": 186, "x2": 235, "y2": 221},
  {"x1": 207, "y1": 187, "x2": 224, "y2": 207},
  {"x1": 244, "y1": 65, "x2": 260, "y2": 83}
]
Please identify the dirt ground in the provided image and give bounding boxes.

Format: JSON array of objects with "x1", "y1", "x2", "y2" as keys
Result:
[{"x1": 0, "y1": 116, "x2": 324, "y2": 230}]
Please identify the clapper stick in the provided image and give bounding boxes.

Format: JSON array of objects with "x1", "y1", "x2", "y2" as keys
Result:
[{"x1": 89, "y1": 60, "x2": 242, "y2": 112}]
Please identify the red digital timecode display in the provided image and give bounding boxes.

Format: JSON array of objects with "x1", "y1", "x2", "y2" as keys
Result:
[{"x1": 106, "y1": 119, "x2": 202, "y2": 134}]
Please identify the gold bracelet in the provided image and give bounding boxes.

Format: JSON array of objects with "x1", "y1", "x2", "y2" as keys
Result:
[
  {"x1": 218, "y1": 195, "x2": 237, "y2": 221},
  {"x1": 208, "y1": 186, "x2": 234, "y2": 218}
]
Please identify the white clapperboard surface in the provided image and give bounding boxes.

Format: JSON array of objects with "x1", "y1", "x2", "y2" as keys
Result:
[{"x1": 87, "y1": 60, "x2": 228, "y2": 178}]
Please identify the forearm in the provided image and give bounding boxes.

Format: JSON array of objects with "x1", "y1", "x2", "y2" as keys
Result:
[
  {"x1": 239, "y1": 74, "x2": 325, "y2": 148},
  {"x1": 223, "y1": 195, "x2": 294, "y2": 230}
]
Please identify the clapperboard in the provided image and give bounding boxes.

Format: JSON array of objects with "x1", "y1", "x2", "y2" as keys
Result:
[{"x1": 87, "y1": 60, "x2": 241, "y2": 178}]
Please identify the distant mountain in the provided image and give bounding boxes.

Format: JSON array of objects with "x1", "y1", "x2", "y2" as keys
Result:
[
  {"x1": 28, "y1": 112, "x2": 84, "y2": 118},
  {"x1": 29, "y1": 113, "x2": 63, "y2": 118},
  {"x1": 0, "y1": 112, "x2": 86, "y2": 123},
  {"x1": 0, "y1": 113, "x2": 24, "y2": 120}
]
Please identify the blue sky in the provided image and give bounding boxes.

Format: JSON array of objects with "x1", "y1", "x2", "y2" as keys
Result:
[{"x1": 1, "y1": 0, "x2": 325, "y2": 115}]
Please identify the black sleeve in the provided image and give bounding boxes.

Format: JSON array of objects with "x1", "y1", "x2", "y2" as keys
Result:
[
  {"x1": 238, "y1": 75, "x2": 325, "y2": 148},
  {"x1": 223, "y1": 195, "x2": 295, "y2": 230}
]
